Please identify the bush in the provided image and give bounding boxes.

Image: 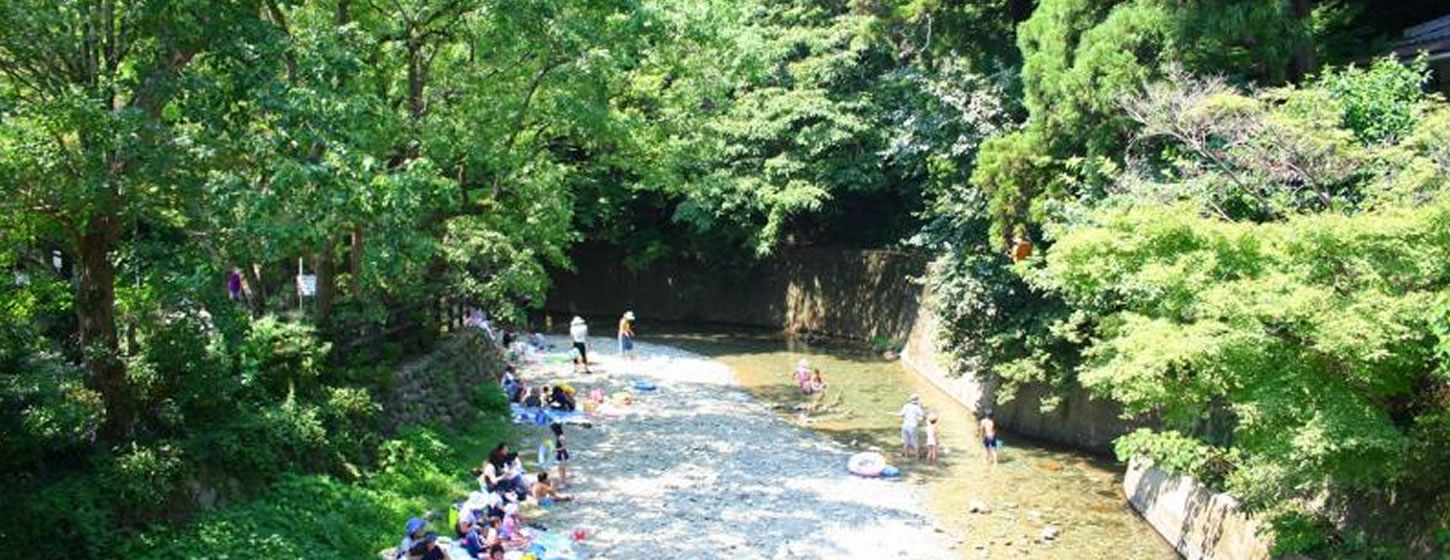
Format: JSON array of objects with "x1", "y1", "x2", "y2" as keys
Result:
[
  {"x1": 120, "y1": 421, "x2": 513, "y2": 560},
  {"x1": 238, "y1": 317, "x2": 331, "y2": 398},
  {"x1": 195, "y1": 396, "x2": 333, "y2": 485},
  {"x1": 100, "y1": 441, "x2": 188, "y2": 520},
  {"x1": 472, "y1": 383, "x2": 510, "y2": 417},
  {"x1": 0, "y1": 352, "x2": 104, "y2": 466}
]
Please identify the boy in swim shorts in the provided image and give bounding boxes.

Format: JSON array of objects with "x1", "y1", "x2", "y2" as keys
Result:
[{"x1": 979, "y1": 410, "x2": 998, "y2": 466}]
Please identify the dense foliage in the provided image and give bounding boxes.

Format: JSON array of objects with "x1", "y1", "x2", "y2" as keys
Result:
[
  {"x1": 930, "y1": 41, "x2": 1450, "y2": 560},
  {"x1": 4, "y1": 0, "x2": 1450, "y2": 557}
]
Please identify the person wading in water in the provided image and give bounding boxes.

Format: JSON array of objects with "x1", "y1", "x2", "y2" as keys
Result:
[
  {"x1": 978, "y1": 410, "x2": 999, "y2": 466},
  {"x1": 617, "y1": 310, "x2": 636, "y2": 360}
]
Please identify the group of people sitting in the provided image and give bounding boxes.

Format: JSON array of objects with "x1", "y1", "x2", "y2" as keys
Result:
[
  {"x1": 503, "y1": 366, "x2": 578, "y2": 412},
  {"x1": 393, "y1": 342, "x2": 590, "y2": 560},
  {"x1": 453, "y1": 434, "x2": 574, "y2": 558},
  {"x1": 394, "y1": 435, "x2": 577, "y2": 560}
]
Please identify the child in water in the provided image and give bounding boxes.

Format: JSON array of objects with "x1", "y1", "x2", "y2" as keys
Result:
[
  {"x1": 925, "y1": 414, "x2": 940, "y2": 465},
  {"x1": 794, "y1": 359, "x2": 812, "y2": 394}
]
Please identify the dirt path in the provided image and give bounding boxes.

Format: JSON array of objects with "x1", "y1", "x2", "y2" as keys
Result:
[{"x1": 512, "y1": 336, "x2": 959, "y2": 559}]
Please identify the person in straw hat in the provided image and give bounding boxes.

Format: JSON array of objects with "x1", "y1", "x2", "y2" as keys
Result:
[
  {"x1": 617, "y1": 310, "x2": 636, "y2": 360},
  {"x1": 569, "y1": 316, "x2": 590, "y2": 373},
  {"x1": 892, "y1": 393, "x2": 926, "y2": 460}
]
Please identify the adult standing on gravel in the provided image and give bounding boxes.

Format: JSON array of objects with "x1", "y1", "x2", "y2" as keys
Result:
[
  {"x1": 570, "y1": 316, "x2": 591, "y2": 373},
  {"x1": 618, "y1": 310, "x2": 636, "y2": 360},
  {"x1": 894, "y1": 394, "x2": 925, "y2": 460}
]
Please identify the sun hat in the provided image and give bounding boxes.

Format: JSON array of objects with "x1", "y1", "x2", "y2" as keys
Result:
[
  {"x1": 797, "y1": 358, "x2": 809, "y2": 368},
  {"x1": 571, "y1": 316, "x2": 585, "y2": 325},
  {"x1": 464, "y1": 491, "x2": 490, "y2": 513},
  {"x1": 909, "y1": 393, "x2": 921, "y2": 403},
  {"x1": 405, "y1": 517, "x2": 427, "y2": 537},
  {"x1": 623, "y1": 311, "x2": 635, "y2": 320}
]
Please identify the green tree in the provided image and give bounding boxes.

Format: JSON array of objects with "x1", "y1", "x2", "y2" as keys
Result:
[
  {"x1": 1029, "y1": 60, "x2": 1450, "y2": 555},
  {"x1": 0, "y1": 0, "x2": 272, "y2": 441}
]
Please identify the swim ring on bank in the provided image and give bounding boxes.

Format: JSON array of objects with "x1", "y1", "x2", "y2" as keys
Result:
[
  {"x1": 632, "y1": 380, "x2": 657, "y2": 391},
  {"x1": 847, "y1": 452, "x2": 888, "y2": 477}
]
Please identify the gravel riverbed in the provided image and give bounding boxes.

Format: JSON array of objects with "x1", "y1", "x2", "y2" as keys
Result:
[{"x1": 512, "y1": 336, "x2": 959, "y2": 559}]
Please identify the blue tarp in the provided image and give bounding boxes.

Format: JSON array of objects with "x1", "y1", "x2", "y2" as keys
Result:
[
  {"x1": 510, "y1": 403, "x2": 590, "y2": 426},
  {"x1": 446, "y1": 531, "x2": 580, "y2": 560}
]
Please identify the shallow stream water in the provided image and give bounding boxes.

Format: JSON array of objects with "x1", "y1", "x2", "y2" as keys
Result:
[{"x1": 645, "y1": 327, "x2": 1178, "y2": 560}]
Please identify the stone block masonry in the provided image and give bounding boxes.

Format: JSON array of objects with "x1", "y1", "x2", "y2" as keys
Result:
[{"x1": 384, "y1": 328, "x2": 506, "y2": 431}]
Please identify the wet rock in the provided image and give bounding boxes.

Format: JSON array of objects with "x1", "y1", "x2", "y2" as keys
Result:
[
  {"x1": 969, "y1": 499, "x2": 992, "y2": 514},
  {"x1": 1040, "y1": 526, "x2": 1061, "y2": 541}
]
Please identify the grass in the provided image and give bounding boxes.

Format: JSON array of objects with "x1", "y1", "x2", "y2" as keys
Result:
[{"x1": 118, "y1": 417, "x2": 517, "y2": 560}]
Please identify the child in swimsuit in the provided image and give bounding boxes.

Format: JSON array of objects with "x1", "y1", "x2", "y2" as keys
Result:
[
  {"x1": 552, "y1": 422, "x2": 571, "y2": 487},
  {"x1": 926, "y1": 415, "x2": 940, "y2": 465}
]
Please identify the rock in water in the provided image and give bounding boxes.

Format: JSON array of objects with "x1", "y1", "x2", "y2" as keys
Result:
[
  {"x1": 968, "y1": 499, "x2": 991, "y2": 514},
  {"x1": 1040, "y1": 526, "x2": 1061, "y2": 541}
]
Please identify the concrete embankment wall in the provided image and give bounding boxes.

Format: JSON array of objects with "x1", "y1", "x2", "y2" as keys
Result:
[
  {"x1": 897, "y1": 266, "x2": 1134, "y2": 455},
  {"x1": 544, "y1": 245, "x2": 927, "y2": 342},
  {"x1": 547, "y1": 245, "x2": 1128, "y2": 453},
  {"x1": 1124, "y1": 459, "x2": 1272, "y2": 560}
]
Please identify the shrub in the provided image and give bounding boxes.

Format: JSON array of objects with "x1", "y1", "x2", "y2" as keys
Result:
[
  {"x1": 473, "y1": 383, "x2": 510, "y2": 417},
  {"x1": 238, "y1": 317, "x2": 330, "y2": 398}
]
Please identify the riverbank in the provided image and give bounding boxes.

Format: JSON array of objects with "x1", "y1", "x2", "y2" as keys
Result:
[
  {"x1": 118, "y1": 418, "x2": 516, "y2": 559},
  {"x1": 512, "y1": 336, "x2": 958, "y2": 559}
]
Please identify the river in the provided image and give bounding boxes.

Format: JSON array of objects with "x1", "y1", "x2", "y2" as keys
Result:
[{"x1": 644, "y1": 327, "x2": 1178, "y2": 559}]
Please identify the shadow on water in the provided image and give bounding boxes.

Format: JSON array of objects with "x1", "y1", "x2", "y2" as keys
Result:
[{"x1": 639, "y1": 325, "x2": 1178, "y2": 560}]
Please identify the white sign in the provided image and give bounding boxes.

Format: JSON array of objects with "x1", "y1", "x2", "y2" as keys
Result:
[{"x1": 296, "y1": 274, "x2": 317, "y2": 296}]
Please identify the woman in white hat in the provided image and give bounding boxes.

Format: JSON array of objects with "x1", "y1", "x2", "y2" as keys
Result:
[
  {"x1": 569, "y1": 316, "x2": 590, "y2": 373},
  {"x1": 617, "y1": 310, "x2": 636, "y2": 360},
  {"x1": 892, "y1": 394, "x2": 926, "y2": 460}
]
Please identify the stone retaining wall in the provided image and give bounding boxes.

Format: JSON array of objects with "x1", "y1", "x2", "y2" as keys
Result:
[{"x1": 384, "y1": 328, "x2": 505, "y2": 430}]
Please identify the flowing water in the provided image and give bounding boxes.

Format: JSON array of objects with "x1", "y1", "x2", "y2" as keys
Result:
[{"x1": 646, "y1": 327, "x2": 1178, "y2": 560}]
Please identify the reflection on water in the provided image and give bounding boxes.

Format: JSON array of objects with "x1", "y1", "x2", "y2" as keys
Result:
[{"x1": 648, "y1": 327, "x2": 1177, "y2": 560}]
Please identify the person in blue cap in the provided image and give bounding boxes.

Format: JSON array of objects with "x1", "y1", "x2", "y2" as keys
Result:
[
  {"x1": 396, "y1": 517, "x2": 428, "y2": 559},
  {"x1": 404, "y1": 532, "x2": 445, "y2": 560}
]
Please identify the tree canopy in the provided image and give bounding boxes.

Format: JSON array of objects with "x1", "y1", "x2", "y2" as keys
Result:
[{"x1": 3, "y1": 0, "x2": 1449, "y2": 557}]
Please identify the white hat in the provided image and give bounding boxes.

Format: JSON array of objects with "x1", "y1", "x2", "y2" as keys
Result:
[
  {"x1": 463, "y1": 491, "x2": 489, "y2": 512},
  {"x1": 503, "y1": 503, "x2": 519, "y2": 516},
  {"x1": 623, "y1": 311, "x2": 635, "y2": 320},
  {"x1": 571, "y1": 316, "x2": 585, "y2": 325},
  {"x1": 797, "y1": 359, "x2": 809, "y2": 368},
  {"x1": 909, "y1": 393, "x2": 921, "y2": 403}
]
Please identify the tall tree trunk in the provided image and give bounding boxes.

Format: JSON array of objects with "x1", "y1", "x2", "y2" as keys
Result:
[
  {"x1": 1287, "y1": 0, "x2": 1317, "y2": 83},
  {"x1": 315, "y1": 239, "x2": 337, "y2": 328},
  {"x1": 407, "y1": 36, "x2": 425, "y2": 129},
  {"x1": 246, "y1": 263, "x2": 267, "y2": 316},
  {"x1": 349, "y1": 226, "x2": 364, "y2": 296},
  {"x1": 76, "y1": 215, "x2": 129, "y2": 441},
  {"x1": 1008, "y1": 0, "x2": 1033, "y2": 23}
]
